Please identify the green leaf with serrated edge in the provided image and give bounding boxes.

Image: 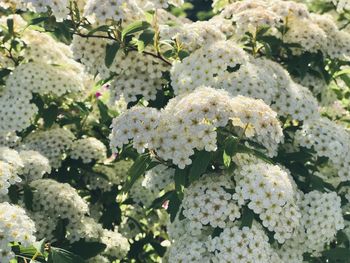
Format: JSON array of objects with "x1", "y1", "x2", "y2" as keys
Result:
[
  {"x1": 48, "y1": 247, "x2": 85, "y2": 263},
  {"x1": 69, "y1": 241, "x2": 106, "y2": 259},
  {"x1": 122, "y1": 21, "x2": 150, "y2": 40},
  {"x1": 105, "y1": 41, "x2": 120, "y2": 68},
  {"x1": 122, "y1": 153, "x2": 151, "y2": 192},
  {"x1": 188, "y1": 151, "x2": 212, "y2": 184}
]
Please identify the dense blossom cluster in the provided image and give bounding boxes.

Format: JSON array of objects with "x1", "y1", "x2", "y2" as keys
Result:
[
  {"x1": 19, "y1": 150, "x2": 51, "y2": 182},
  {"x1": 111, "y1": 87, "x2": 283, "y2": 168},
  {"x1": 21, "y1": 128, "x2": 75, "y2": 168},
  {"x1": 219, "y1": 0, "x2": 350, "y2": 58},
  {"x1": 233, "y1": 162, "x2": 300, "y2": 243},
  {"x1": 0, "y1": 147, "x2": 22, "y2": 196},
  {"x1": 0, "y1": 0, "x2": 349, "y2": 261},
  {"x1": 0, "y1": 203, "x2": 36, "y2": 263},
  {"x1": 171, "y1": 41, "x2": 319, "y2": 121},
  {"x1": 70, "y1": 137, "x2": 107, "y2": 163},
  {"x1": 295, "y1": 117, "x2": 350, "y2": 181},
  {"x1": 182, "y1": 174, "x2": 240, "y2": 233}
]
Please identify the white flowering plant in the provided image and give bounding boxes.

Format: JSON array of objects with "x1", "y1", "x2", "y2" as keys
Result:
[{"x1": 0, "y1": 0, "x2": 350, "y2": 262}]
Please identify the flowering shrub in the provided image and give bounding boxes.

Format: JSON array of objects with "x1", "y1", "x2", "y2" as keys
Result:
[{"x1": 0, "y1": 0, "x2": 350, "y2": 262}]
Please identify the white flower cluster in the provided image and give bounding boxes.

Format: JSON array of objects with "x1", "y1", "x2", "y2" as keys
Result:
[
  {"x1": 72, "y1": 35, "x2": 168, "y2": 103},
  {"x1": 6, "y1": 62, "x2": 84, "y2": 97},
  {"x1": 219, "y1": 0, "x2": 350, "y2": 59},
  {"x1": 21, "y1": 128, "x2": 75, "y2": 168},
  {"x1": 129, "y1": 177, "x2": 158, "y2": 207},
  {"x1": 168, "y1": 234, "x2": 212, "y2": 263},
  {"x1": 0, "y1": 147, "x2": 22, "y2": 196},
  {"x1": 160, "y1": 21, "x2": 226, "y2": 52},
  {"x1": 182, "y1": 174, "x2": 240, "y2": 234},
  {"x1": 100, "y1": 229, "x2": 130, "y2": 259},
  {"x1": 281, "y1": 191, "x2": 344, "y2": 257},
  {"x1": 84, "y1": 160, "x2": 133, "y2": 191},
  {"x1": 298, "y1": 191, "x2": 344, "y2": 254},
  {"x1": 142, "y1": 164, "x2": 174, "y2": 193},
  {"x1": 30, "y1": 179, "x2": 89, "y2": 223},
  {"x1": 70, "y1": 137, "x2": 107, "y2": 163},
  {"x1": 171, "y1": 40, "x2": 319, "y2": 121},
  {"x1": 0, "y1": 132, "x2": 20, "y2": 148},
  {"x1": 208, "y1": 224, "x2": 278, "y2": 263},
  {"x1": 19, "y1": 150, "x2": 51, "y2": 182},
  {"x1": 0, "y1": 22, "x2": 86, "y2": 133},
  {"x1": 0, "y1": 202, "x2": 36, "y2": 263},
  {"x1": 233, "y1": 162, "x2": 301, "y2": 243},
  {"x1": 295, "y1": 117, "x2": 350, "y2": 181},
  {"x1": 27, "y1": 210, "x2": 58, "y2": 242},
  {"x1": 110, "y1": 87, "x2": 283, "y2": 168}
]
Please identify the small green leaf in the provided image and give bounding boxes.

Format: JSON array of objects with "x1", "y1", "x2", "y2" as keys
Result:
[
  {"x1": 167, "y1": 191, "x2": 181, "y2": 222},
  {"x1": 174, "y1": 167, "x2": 187, "y2": 193},
  {"x1": 188, "y1": 151, "x2": 212, "y2": 183},
  {"x1": 88, "y1": 25, "x2": 110, "y2": 35},
  {"x1": 178, "y1": 50, "x2": 189, "y2": 60},
  {"x1": 322, "y1": 248, "x2": 350, "y2": 260},
  {"x1": 240, "y1": 207, "x2": 254, "y2": 229},
  {"x1": 33, "y1": 239, "x2": 46, "y2": 255},
  {"x1": 223, "y1": 150, "x2": 231, "y2": 168},
  {"x1": 105, "y1": 41, "x2": 120, "y2": 68},
  {"x1": 137, "y1": 29, "x2": 155, "y2": 52},
  {"x1": 69, "y1": 241, "x2": 106, "y2": 259},
  {"x1": 224, "y1": 136, "x2": 239, "y2": 156},
  {"x1": 123, "y1": 153, "x2": 151, "y2": 192},
  {"x1": 7, "y1": 18, "x2": 14, "y2": 36},
  {"x1": 48, "y1": 247, "x2": 85, "y2": 263},
  {"x1": 122, "y1": 21, "x2": 150, "y2": 40},
  {"x1": 97, "y1": 100, "x2": 112, "y2": 125},
  {"x1": 23, "y1": 185, "x2": 33, "y2": 211}
]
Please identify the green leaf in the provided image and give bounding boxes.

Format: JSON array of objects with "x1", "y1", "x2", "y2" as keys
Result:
[
  {"x1": 23, "y1": 185, "x2": 33, "y2": 210},
  {"x1": 7, "y1": 18, "x2": 13, "y2": 36},
  {"x1": 69, "y1": 241, "x2": 106, "y2": 259},
  {"x1": 167, "y1": 191, "x2": 181, "y2": 222},
  {"x1": 105, "y1": 41, "x2": 120, "y2": 68},
  {"x1": 178, "y1": 50, "x2": 189, "y2": 60},
  {"x1": 322, "y1": 248, "x2": 350, "y2": 260},
  {"x1": 88, "y1": 25, "x2": 110, "y2": 35},
  {"x1": 33, "y1": 239, "x2": 46, "y2": 255},
  {"x1": 188, "y1": 151, "x2": 212, "y2": 184},
  {"x1": 174, "y1": 167, "x2": 187, "y2": 193},
  {"x1": 137, "y1": 29, "x2": 155, "y2": 52},
  {"x1": 122, "y1": 21, "x2": 150, "y2": 40},
  {"x1": 29, "y1": 16, "x2": 49, "y2": 25},
  {"x1": 48, "y1": 247, "x2": 85, "y2": 263},
  {"x1": 223, "y1": 150, "x2": 231, "y2": 168},
  {"x1": 97, "y1": 100, "x2": 112, "y2": 125},
  {"x1": 224, "y1": 136, "x2": 239, "y2": 156},
  {"x1": 123, "y1": 153, "x2": 151, "y2": 192},
  {"x1": 150, "y1": 190, "x2": 174, "y2": 209},
  {"x1": 240, "y1": 207, "x2": 254, "y2": 229}
]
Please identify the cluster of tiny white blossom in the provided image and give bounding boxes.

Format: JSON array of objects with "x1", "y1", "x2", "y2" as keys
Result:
[
  {"x1": 0, "y1": 202, "x2": 36, "y2": 263},
  {"x1": 182, "y1": 174, "x2": 240, "y2": 234},
  {"x1": 30, "y1": 179, "x2": 89, "y2": 223},
  {"x1": 110, "y1": 87, "x2": 283, "y2": 168},
  {"x1": 219, "y1": 0, "x2": 350, "y2": 58},
  {"x1": 21, "y1": 128, "x2": 75, "y2": 168},
  {"x1": 280, "y1": 191, "x2": 344, "y2": 257},
  {"x1": 233, "y1": 162, "x2": 301, "y2": 243},
  {"x1": 142, "y1": 164, "x2": 174, "y2": 193},
  {"x1": 70, "y1": 137, "x2": 107, "y2": 163},
  {"x1": 171, "y1": 40, "x2": 319, "y2": 121},
  {"x1": 295, "y1": 117, "x2": 350, "y2": 181},
  {"x1": 0, "y1": 147, "x2": 22, "y2": 196},
  {"x1": 19, "y1": 150, "x2": 51, "y2": 182}
]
